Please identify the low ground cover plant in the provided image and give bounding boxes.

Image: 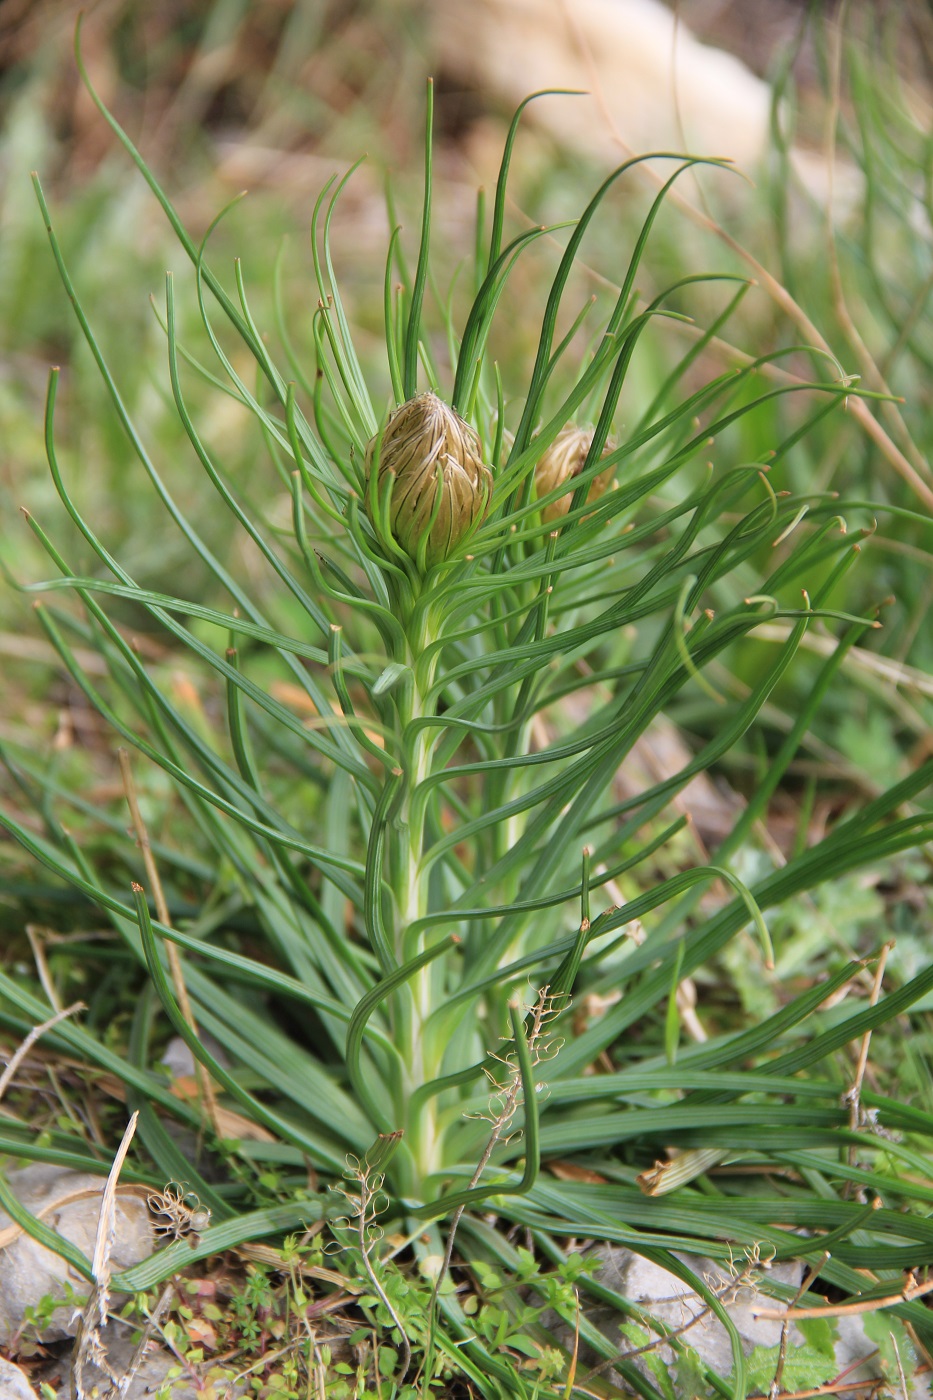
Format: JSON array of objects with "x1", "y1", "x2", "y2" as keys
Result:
[{"x1": 2, "y1": 18, "x2": 933, "y2": 1400}]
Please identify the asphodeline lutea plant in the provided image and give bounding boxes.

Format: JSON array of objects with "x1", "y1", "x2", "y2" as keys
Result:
[{"x1": 7, "y1": 56, "x2": 933, "y2": 1400}]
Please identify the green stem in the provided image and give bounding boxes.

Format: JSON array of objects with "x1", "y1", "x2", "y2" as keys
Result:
[{"x1": 379, "y1": 609, "x2": 445, "y2": 1193}]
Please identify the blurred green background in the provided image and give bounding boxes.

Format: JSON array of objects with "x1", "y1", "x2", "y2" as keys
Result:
[{"x1": 2, "y1": 0, "x2": 932, "y2": 810}]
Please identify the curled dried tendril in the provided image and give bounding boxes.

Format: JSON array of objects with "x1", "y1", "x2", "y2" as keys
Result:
[
  {"x1": 325, "y1": 1158, "x2": 390, "y2": 1256},
  {"x1": 147, "y1": 1181, "x2": 211, "y2": 1244},
  {"x1": 703, "y1": 1241, "x2": 776, "y2": 1306},
  {"x1": 470, "y1": 986, "x2": 569, "y2": 1133}
]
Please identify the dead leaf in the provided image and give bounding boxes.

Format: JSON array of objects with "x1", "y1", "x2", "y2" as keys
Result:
[{"x1": 548, "y1": 1161, "x2": 608, "y2": 1185}]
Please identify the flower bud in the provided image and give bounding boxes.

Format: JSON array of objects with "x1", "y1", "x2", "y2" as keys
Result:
[
  {"x1": 365, "y1": 393, "x2": 492, "y2": 568},
  {"x1": 534, "y1": 426, "x2": 615, "y2": 523}
]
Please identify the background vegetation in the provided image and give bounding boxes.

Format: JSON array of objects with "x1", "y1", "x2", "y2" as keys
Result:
[{"x1": 1, "y1": 4, "x2": 933, "y2": 1398}]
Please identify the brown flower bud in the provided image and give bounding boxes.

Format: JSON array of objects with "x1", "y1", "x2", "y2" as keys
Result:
[
  {"x1": 365, "y1": 393, "x2": 492, "y2": 568},
  {"x1": 534, "y1": 426, "x2": 615, "y2": 523}
]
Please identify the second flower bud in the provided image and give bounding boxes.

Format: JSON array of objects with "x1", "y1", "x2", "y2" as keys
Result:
[{"x1": 534, "y1": 426, "x2": 615, "y2": 523}]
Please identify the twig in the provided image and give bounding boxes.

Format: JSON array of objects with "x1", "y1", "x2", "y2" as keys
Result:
[
  {"x1": 420, "y1": 988, "x2": 565, "y2": 1388},
  {"x1": 891, "y1": 1330, "x2": 910, "y2": 1400},
  {"x1": 585, "y1": 1250, "x2": 766, "y2": 1380},
  {"x1": 822, "y1": 1, "x2": 933, "y2": 495},
  {"x1": 563, "y1": 1286, "x2": 580, "y2": 1400},
  {"x1": 753, "y1": 1273, "x2": 933, "y2": 1320},
  {"x1": 93, "y1": 1114, "x2": 138, "y2": 1323},
  {"x1": 844, "y1": 940, "x2": 893, "y2": 1194},
  {"x1": 331, "y1": 1155, "x2": 411, "y2": 1382},
  {"x1": 769, "y1": 1373, "x2": 926, "y2": 1400},
  {"x1": 750, "y1": 623, "x2": 933, "y2": 704},
  {"x1": 434, "y1": 988, "x2": 564, "y2": 1306},
  {"x1": 355, "y1": 1169, "x2": 411, "y2": 1382},
  {"x1": 238, "y1": 1240, "x2": 362, "y2": 1291},
  {"x1": 0, "y1": 631, "x2": 109, "y2": 674},
  {"x1": 607, "y1": 1300, "x2": 714, "y2": 1364},
  {"x1": 119, "y1": 748, "x2": 219, "y2": 1135},
  {"x1": 850, "y1": 942, "x2": 892, "y2": 1112},
  {"x1": 72, "y1": 1112, "x2": 139, "y2": 1400},
  {"x1": 770, "y1": 1252, "x2": 831, "y2": 1399},
  {"x1": 114, "y1": 1282, "x2": 175, "y2": 1399},
  {"x1": 674, "y1": 976, "x2": 708, "y2": 1043},
  {"x1": 25, "y1": 925, "x2": 63, "y2": 1011},
  {"x1": 0, "y1": 1002, "x2": 85, "y2": 1105}
]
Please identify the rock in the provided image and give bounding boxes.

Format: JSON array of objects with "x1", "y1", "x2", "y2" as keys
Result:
[
  {"x1": 158, "y1": 1033, "x2": 229, "y2": 1080},
  {"x1": 431, "y1": 0, "x2": 860, "y2": 214},
  {"x1": 48, "y1": 1320, "x2": 249, "y2": 1399},
  {"x1": 0, "y1": 1356, "x2": 39, "y2": 1399},
  {"x1": 432, "y1": 0, "x2": 773, "y2": 170},
  {"x1": 590, "y1": 1246, "x2": 805, "y2": 1380},
  {"x1": 0, "y1": 1165, "x2": 154, "y2": 1347},
  {"x1": 832, "y1": 1314, "x2": 931, "y2": 1400},
  {"x1": 158, "y1": 1034, "x2": 200, "y2": 1081},
  {"x1": 577, "y1": 1247, "x2": 932, "y2": 1398}
]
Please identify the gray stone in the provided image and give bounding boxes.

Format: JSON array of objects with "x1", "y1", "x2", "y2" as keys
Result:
[
  {"x1": 581, "y1": 1247, "x2": 932, "y2": 1397},
  {"x1": 0, "y1": 1165, "x2": 154, "y2": 1346},
  {"x1": 0, "y1": 1357, "x2": 39, "y2": 1399},
  {"x1": 157, "y1": 1034, "x2": 198, "y2": 1081},
  {"x1": 158, "y1": 1033, "x2": 228, "y2": 1080},
  {"x1": 590, "y1": 1245, "x2": 805, "y2": 1379},
  {"x1": 51, "y1": 1321, "x2": 249, "y2": 1399},
  {"x1": 833, "y1": 1314, "x2": 931, "y2": 1400}
]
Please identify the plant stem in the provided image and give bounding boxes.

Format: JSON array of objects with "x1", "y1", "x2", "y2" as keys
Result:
[{"x1": 387, "y1": 611, "x2": 442, "y2": 1191}]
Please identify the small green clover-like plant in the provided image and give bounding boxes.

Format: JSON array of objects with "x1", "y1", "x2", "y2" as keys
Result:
[
  {"x1": 17, "y1": 1281, "x2": 85, "y2": 1356},
  {"x1": 224, "y1": 1263, "x2": 278, "y2": 1351}
]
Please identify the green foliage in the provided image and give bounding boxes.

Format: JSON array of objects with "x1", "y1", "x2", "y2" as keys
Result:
[
  {"x1": 738, "y1": 1342, "x2": 836, "y2": 1397},
  {"x1": 862, "y1": 1310, "x2": 921, "y2": 1394},
  {"x1": 671, "y1": 1345, "x2": 709, "y2": 1400},
  {"x1": 15, "y1": 1280, "x2": 85, "y2": 1356},
  {"x1": 797, "y1": 1314, "x2": 839, "y2": 1359},
  {"x1": 2, "y1": 12, "x2": 933, "y2": 1400},
  {"x1": 619, "y1": 1322, "x2": 679, "y2": 1400}
]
